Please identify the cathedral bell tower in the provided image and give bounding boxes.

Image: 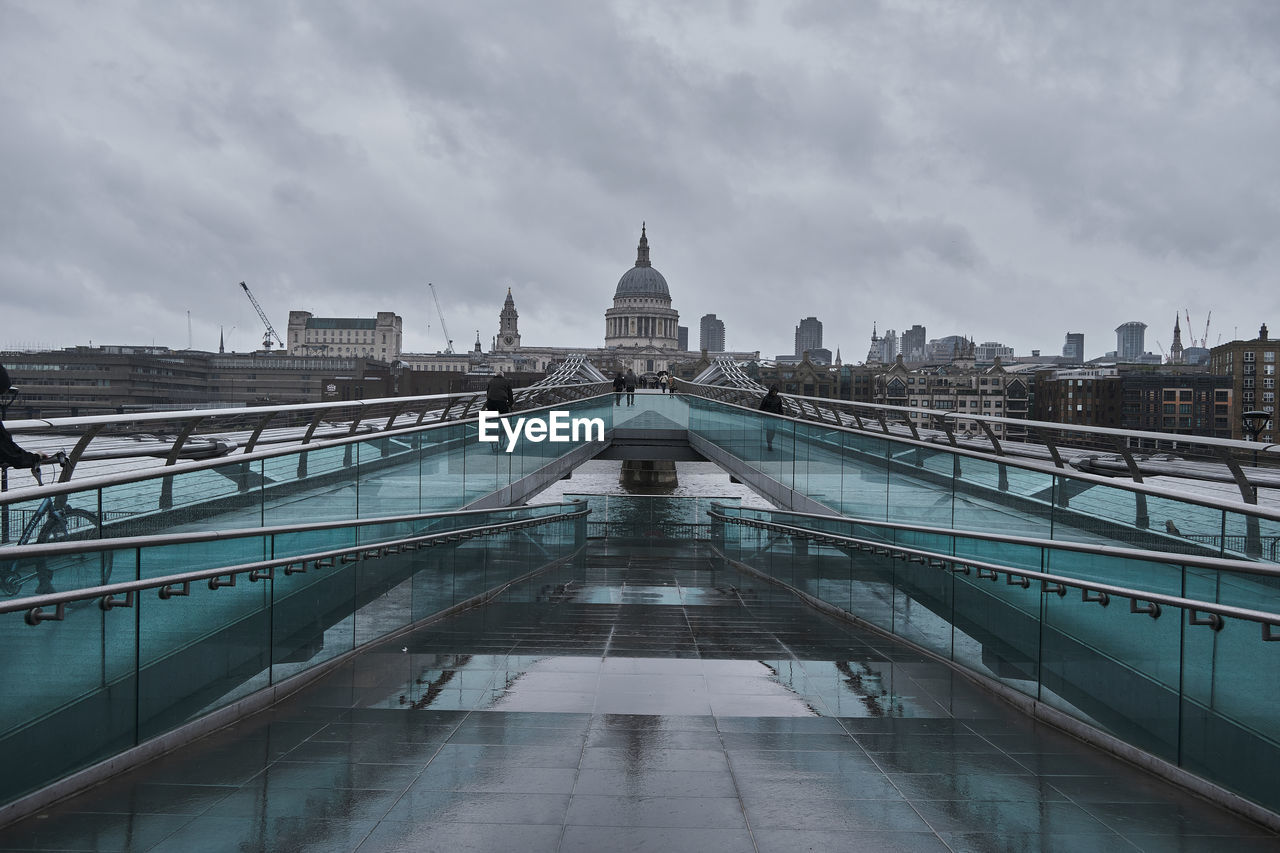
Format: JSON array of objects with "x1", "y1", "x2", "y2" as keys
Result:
[{"x1": 495, "y1": 288, "x2": 521, "y2": 352}]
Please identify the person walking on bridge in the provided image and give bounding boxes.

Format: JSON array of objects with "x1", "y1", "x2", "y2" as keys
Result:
[
  {"x1": 759, "y1": 384, "x2": 785, "y2": 451},
  {"x1": 624, "y1": 369, "x2": 637, "y2": 406},
  {"x1": 485, "y1": 372, "x2": 514, "y2": 415},
  {"x1": 484, "y1": 372, "x2": 515, "y2": 453}
]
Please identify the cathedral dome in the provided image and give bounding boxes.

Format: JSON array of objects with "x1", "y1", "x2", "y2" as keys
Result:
[
  {"x1": 613, "y1": 223, "x2": 670, "y2": 298},
  {"x1": 615, "y1": 265, "x2": 670, "y2": 298}
]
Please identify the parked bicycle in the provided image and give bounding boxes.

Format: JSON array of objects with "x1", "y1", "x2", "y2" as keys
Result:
[
  {"x1": 0, "y1": 453, "x2": 113, "y2": 597},
  {"x1": 1, "y1": 383, "x2": 112, "y2": 597}
]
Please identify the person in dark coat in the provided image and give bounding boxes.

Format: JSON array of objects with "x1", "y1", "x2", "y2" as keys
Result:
[
  {"x1": 758, "y1": 384, "x2": 785, "y2": 451},
  {"x1": 483, "y1": 372, "x2": 514, "y2": 453},
  {"x1": 624, "y1": 369, "x2": 637, "y2": 406},
  {"x1": 612, "y1": 372, "x2": 625, "y2": 406},
  {"x1": 485, "y1": 372, "x2": 514, "y2": 414},
  {"x1": 0, "y1": 364, "x2": 55, "y2": 473}
]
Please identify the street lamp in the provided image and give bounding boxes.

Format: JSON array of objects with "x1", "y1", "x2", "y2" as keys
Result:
[
  {"x1": 1242, "y1": 410, "x2": 1270, "y2": 443},
  {"x1": 1240, "y1": 409, "x2": 1269, "y2": 559}
]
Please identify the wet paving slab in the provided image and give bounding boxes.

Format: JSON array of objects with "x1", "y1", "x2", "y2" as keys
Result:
[{"x1": 1, "y1": 541, "x2": 1275, "y2": 852}]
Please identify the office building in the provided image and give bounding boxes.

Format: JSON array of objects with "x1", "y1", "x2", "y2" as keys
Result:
[
  {"x1": 795, "y1": 317, "x2": 822, "y2": 358},
  {"x1": 1063, "y1": 333, "x2": 1084, "y2": 362},
  {"x1": 901, "y1": 325, "x2": 927, "y2": 362},
  {"x1": 1115, "y1": 321, "x2": 1147, "y2": 361},
  {"x1": 287, "y1": 311, "x2": 402, "y2": 360},
  {"x1": 699, "y1": 314, "x2": 725, "y2": 353}
]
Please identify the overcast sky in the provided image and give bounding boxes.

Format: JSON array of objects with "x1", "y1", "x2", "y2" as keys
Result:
[{"x1": 3, "y1": 1, "x2": 1277, "y2": 363}]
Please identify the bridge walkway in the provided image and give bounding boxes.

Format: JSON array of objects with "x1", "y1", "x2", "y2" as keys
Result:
[{"x1": 0, "y1": 541, "x2": 1272, "y2": 852}]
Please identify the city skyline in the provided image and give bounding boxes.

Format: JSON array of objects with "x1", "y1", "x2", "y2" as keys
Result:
[{"x1": 2, "y1": 4, "x2": 1277, "y2": 363}]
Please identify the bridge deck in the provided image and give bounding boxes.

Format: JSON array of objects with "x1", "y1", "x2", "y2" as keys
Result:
[{"x1": 2, "y1": 541, "x2": 1271, "y2": 852}]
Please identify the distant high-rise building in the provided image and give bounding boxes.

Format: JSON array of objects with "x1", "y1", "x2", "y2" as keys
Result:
[
  {"x1": 878, "y1": 329, "x2": 899, "y2": 364},
  {"x1": 1115, "y1": 321, "x2": 1147, "y2": 361},
  {"x1": 901, "y1": 325, "x2": 926, "y2": 362},
  {"x1": 1063, "y1": 332, "x2": 1084, "y2": 362},
  {"x1": 678, "y1": 325, "x2": 688, "y2": 351},
  {"x1": 699, "y1": 314, "x2": 726, "y2": 353},
  {"x1": 795, "y1": 317, "x2": 822, "y2": 358}
]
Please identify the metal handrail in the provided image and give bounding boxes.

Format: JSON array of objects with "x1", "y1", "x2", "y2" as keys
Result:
[
  {"x1": 0, "y1": 501, "x2": 586, "y2": 560},
  {"x1": 0, "y1": 391, "x2": 611, "y2": 504},
  {"x1": 1, "y1": 503, "x2": 590, "y2": 625},
  {"x1": 2, "y1": 381, "x2": 610, "y2": 487},
  {"x1": 679, "y1": 381, "x2": 1279, "y2": 461},
  {"x1": 707, "y1": 508, "x2": 1280, "y2": 641},
  {"x1": 678, "y1": 384, "x2": 1280, "y2": 521},
  {"x1": 707, "y1": 502, "x2": 1280, "y2": 578}
]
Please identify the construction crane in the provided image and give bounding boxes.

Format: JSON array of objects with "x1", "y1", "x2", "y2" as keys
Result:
[
  {"x1": 428, "y1": 282, "x2": 454, "y2": 353},
  {"x1": 1184, "y1": 308, "x2": 1213, "y2": 349},
  {"x1": 239, "y1": 281, "x2": 284, "y2": 350}
]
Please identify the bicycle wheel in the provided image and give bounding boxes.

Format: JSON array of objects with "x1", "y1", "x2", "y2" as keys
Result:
[{"x1": 36, "y1": 508, "x2": 113, "y2": 594}]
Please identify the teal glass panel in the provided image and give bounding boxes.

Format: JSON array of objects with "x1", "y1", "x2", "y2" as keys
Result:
[
  {"x1": 263, "y1": 445, "x2": 353, "y2": 525},
  {"x1": 351, "y1": 547, "x2": 416, "y2": 647},
  {"x1": 1257, "y1": 515, "x2": 1280, "y2": 565},
  {"x1": 953, "y1": 536, "x2": 1041, "y2": 575},
  {"x1": 948, "y1": 570, "x2": 1040, "y2": 696},
  {"x1": 1185, "y1": 563, "x2": 1280, "y2": 624},
  {"x1": 953, "y1": 456, "x2": 1052, "y2": 538},
  {"x1": 95, "y1": 476, "x2": 165, "y2": 536},
  {"x1": 754, "y1": 415, "x2": 794, "y2": 489},
  {"x1": 1051, "y1": 476, "x2": 1166, "y2": 550},
  {"x1": 1043, "y1": 549, "x2": 1183, "y2": 597},
  {"x1": 411, "y1": 543, "x2": 458, "y2": 621},
  {"x1": 273, "y1": 524, "x2": 357, "y2": 563},
  {"x1": 848, "y1": 549, "x2": 895, "y2": 632},
  {"x1": 1223, "y1": 508, "x2": 1276, "y2": 562},
  {"x1": 1180, "y1": 610, "x2": 1280, "y2": 814},
  {"x1": 458, "y1": 422, "x2": 483, "y2": 505},
  {"x1": 139, "y1": 536, "x2": 268, "y2": 582},
  {"x1": 417, "y1": 423, "x2": 466, "y2": 513},
  {"x1": 354, "y1": 436, "x2": 421, "y2": 519},
  {"x1": 453, "y1": 539, "x2": 496, "y2": 604},
  {"x1": 0, "y1": 599, "x2": 137, "y2": 805},
  {"x1": 269, "y1": 559, "x2": 355, "y2": 683},
  {"x1": 354, "y1": 517, "x2": 425, "y2": 548},
  {"x1": 838, "y1": 433, "x2": 889, "y2": 521},
  {"x1": 886, "y1": 445, "x2": 954, "y2": 528},
  {"x1": 137, "y1": 575, "x2": 271, "y2": 739},
  {"x1": 891, "y1": 552, "x2": 953, "y2": 660},
  {"x1": 798, "y1": 425, "x2": 843, "y2": 510},
  {"x1": 1039, "y1": 581, "x2": 1180, "y2": 763},
  {"x1": 1138, "y1": 492, "x2": 1232, "y2": 559},
  {"x1": 891, "y1": 526, "x2": 951, "y2": 557}
]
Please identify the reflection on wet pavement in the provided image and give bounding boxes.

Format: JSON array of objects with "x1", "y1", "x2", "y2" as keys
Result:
[{"x1": 2, "y1": 541, "x2": 1274, "y2": 852}]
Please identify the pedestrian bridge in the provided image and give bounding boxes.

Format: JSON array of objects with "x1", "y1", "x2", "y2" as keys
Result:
[{"x1": 2, "y1": 387, "x2": 1279, "y2": 850}]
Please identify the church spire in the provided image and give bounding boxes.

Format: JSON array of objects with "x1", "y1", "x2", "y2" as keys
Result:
[{"x1": 635, "y1": 222, "x2": 651, "y2": 268}]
